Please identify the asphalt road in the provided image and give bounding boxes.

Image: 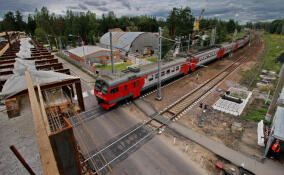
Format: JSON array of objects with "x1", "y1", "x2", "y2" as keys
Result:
[{"x1": 59, "y1": 54, "x2": 206, "y2": 175}]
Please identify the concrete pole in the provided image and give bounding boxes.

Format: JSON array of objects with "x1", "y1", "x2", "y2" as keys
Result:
[
  {"x1": 110, "y1": 32, "x2": 114, "y2": 74},
  {"x1": 265, "y1": 64, "x2": 284, "y2": 121},
  {"x1": 81, "y1": 38, "x2": 86, "y2": 65},
  {"x1": 188, "y1": 34, "x2": 190, "y2": 53},
  {"x1": 156, "y1": 27, "x2": 162, "y2": 101}
]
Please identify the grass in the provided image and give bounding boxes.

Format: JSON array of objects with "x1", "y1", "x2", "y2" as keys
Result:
[
  {"x1": 55, "y1": 53, "x2": 97, "y2": 79},
  {"x1": 242, "y1": 99, "x2": 269, "y2": 123},
  {"x1": 261, "y1": 33, "x2": 283, "y2": 72},
  {"x1": 230, "y1": 92, "x2": 247, "y2": 99},
  {"x1": 240, "y1": 32, "x2": 283, "y2": 90},
  {"x1": 96, "y1": 62, "x2": 132, "y2": 71},
  {"x1": 147, "y1": 57, "x2": 157, "y2": 63}
]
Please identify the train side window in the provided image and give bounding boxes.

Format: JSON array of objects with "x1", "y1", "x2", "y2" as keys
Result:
[
  {"x1": 110, "y1": 87, "x2": 119, "y2": 94},
  {"x1": 155, "y1": 74, "x2": 158, "y2": 78},
  {"x1": 171, "y1": 69, "x2": 175, "y2": 72},
  {"x1": 149, "y1": 77, "x2": 154, "y2": 81},
  {"x1": 167, "y1": 69, "x2": 170, "y2": 74},
  {"x1": 176, "y1": 66, "x2": 179, "y2": 70},
  {"x1": 134, "y1": 81, "x2": 136, "y2": 88},
  {"x1": 161, "y1": 71, "x2": 165, "y2": 76},
  {"x1": 137, "y1": 81, "x2": 139, "y2": 86},
  {"x1": 125, "y1": 85, "x2": 127, "y2": 91}
]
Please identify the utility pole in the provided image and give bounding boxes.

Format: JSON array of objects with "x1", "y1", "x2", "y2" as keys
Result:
[
  {"x1": 110, "y1": 32, "x2": 114, "y2": 74},
  {"x1": 265, "y1": 64, "x2": 284, "y2": 121},
  {"x1": 277, "y1": 25, "x2": 284, "y2": 49},
  {"x1": 210, "y1": 27, "x2": 216, "y2": 46},
  {"x1": 156, "y1": 27, "x2": 162, "y2": 101},
  {"x1": 233, "y1": 28, "x2": 238, "y2": 43},
  {"x1": 188, "y1": 34, "x2": 191, "y2": 53}
]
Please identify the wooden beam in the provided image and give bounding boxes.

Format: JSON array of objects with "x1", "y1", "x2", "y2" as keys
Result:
[
  {"x1": 36, "y1": 78, "x2": 51, "y2": 135},
  {"x1": 9, "y1": 78, "x2": 80, "y2": 99},
  {"x1": 25, "y1": 71, "x2": 60, "y2": 175},
  {"x1": 75, "y1": 81, "x2": 85, "y2": 111}
]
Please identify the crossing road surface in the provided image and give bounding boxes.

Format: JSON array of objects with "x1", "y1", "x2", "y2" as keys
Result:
[{"x1": 60, "y1": 53, "x2": 206, "y2": 174}]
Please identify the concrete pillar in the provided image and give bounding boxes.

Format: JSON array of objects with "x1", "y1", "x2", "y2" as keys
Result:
[{"x1": 49, "y1": 118, "x2": 82, "y2": 175}]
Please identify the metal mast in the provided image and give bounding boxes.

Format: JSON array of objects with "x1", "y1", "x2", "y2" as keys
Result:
[
  {"x1": 156, "y1": 27, "x2": 162, "y2": 101},
  {"x1": 110, "y1": 32, "x2": 114, "y2": 74},
  {"x1": 210, "y1": 27, "x2": 216, "y2": 46}
]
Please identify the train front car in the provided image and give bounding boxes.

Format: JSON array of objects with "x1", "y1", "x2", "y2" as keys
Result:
[{"x1": 94, "y1": 78, "x2": 116, "y2": 110}]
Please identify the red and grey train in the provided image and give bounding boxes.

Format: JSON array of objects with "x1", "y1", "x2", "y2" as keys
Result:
[{"x1": 94, "y1": 35, "x2": 250, "y2": 109}]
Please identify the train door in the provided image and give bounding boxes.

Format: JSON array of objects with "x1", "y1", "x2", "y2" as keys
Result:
[
  {"x1": 122, "y1": 82, "x2": 129, "y2": 97},
  {"x1": 132, "y1": 79, "x2": 141, "y2": 98},
  {"x1": 190, "y1": 58, "x2": 199, "y2": 72}
]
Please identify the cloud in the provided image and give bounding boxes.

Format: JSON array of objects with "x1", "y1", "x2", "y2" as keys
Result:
[
  {"x1": 117, "y1": 0, "x2": 131, "y2": 10},
  {"x1": 84, "y1": 1, "x2": 107, "y2": 6},
  {"x1": 0, "y1": 0, "x2": 283, "y2": 24},
  {"x1": 78, "y1": 4, "x2": 88, "y2": 10},
  {"x1": 97, "y1": 7, "x2": 109, "y2": 12}
]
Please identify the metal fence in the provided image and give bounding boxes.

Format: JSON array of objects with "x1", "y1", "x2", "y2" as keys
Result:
[{"x1": 60, "y1": 50, "x2": 121, "y2": 76}]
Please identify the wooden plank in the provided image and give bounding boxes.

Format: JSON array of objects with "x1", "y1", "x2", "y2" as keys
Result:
[
  {"x1": 25, "y1": 71, "x2": 60, "y2": 175},
  {"x1": 36, "y1": 78, "x2": 51, "y2": 135}
]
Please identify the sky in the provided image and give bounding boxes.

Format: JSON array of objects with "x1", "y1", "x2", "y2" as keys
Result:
[{"x1": 0, "y1": 0, "x2": 283, "y2": 24}]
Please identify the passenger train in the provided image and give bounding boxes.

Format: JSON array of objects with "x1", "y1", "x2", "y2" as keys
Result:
[{"x1": 94, "y1": 35, "x2": 251, "y2": 109}]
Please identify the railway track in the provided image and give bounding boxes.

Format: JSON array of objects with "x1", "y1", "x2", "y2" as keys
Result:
[
  {"x1": 79, "y1": 49, "x2": 254, "y2": 174},
  {"x1": 71, "y1": 37, "x2": 260, "y2": 174}
]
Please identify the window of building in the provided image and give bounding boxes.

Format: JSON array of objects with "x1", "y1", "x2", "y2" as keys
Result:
[{"x1": 110, "y1": 87, "x2": 119, "y2": 94}]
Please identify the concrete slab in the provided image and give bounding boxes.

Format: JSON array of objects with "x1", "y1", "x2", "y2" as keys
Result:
[
  {"x1": 213, "y1": 87, "x2": 252, "y2": 116},
  {"x1": 0, "y1": 96, "x2": 43, "y2": 174}
]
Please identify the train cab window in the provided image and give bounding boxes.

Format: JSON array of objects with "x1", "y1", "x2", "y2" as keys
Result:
[
  {"x1": 110, "y1": 87, "x2": 119, "y2": 94},
  {"x1": 125, "y1": 85, "x2": 127, "y2": 91},
  {"x1": 102, "y1": 84, "x2": 108, "y2": 95},
  {"x1": 167, "y1": 69, "x2": 170, "y2": 74},
  {"x1": 176, "y1": 66, "x2": 179, "y2": 70},
  {"x1": 161, "y1": 71, "x2": 165, "y2": 76}
]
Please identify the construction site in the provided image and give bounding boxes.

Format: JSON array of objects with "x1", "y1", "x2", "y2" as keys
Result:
[{"x1": 1, "y1": 2, "x2": 284, "y2": 175}]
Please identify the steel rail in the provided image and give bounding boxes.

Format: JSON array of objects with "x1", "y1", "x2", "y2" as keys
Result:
[{"x1": 84, "y1": 52, "x2": 251, "y2": 164}]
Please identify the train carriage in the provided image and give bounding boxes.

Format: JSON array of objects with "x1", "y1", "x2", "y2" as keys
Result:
[{"x1": 94, "y1": 35, "x2": 250, "y2": 109}]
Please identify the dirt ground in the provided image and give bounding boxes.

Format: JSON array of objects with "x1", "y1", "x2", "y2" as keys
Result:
[{"x1": 141, "y1": 36, "x2": 265, "y2": 172}]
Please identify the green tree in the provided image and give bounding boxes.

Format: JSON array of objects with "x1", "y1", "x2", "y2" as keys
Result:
[
  {"x1": 34, "y1": 27, "x2": 46, "y2": 43},
  {"x1": 26, "y1": 15, "x2": 36, "y2": 35},
  {"x1": 2, "y1": 11, "x2": 16, "y2": 31},
  {"x1": 15, "y1": 11, "x2": 25, "y2": 31},
  {"x1": 167, "y1": 7, "x2": 194, "y2": 37},
  {"x1": 227, "y1": 19, "x2": 236, "y2": 33}
]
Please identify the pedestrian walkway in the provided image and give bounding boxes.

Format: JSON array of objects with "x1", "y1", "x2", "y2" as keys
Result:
[
  {"x1": 54, "y1": 54, "x2": 96, "y2": 87},
  {"x1": 169, "y1": 122, "x2": 284, "y2": 175}
]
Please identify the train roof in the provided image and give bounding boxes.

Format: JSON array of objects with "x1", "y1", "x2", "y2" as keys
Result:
[{"x1": 98, "y1": 57, "x2": 187, "y2": 87}]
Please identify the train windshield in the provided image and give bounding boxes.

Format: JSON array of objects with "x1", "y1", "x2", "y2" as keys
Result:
[{"x1": 95, "y1": 80, "x2": 108, "y2": 95}]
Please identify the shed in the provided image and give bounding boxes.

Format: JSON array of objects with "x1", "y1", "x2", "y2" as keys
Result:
[
  {"x1": 100, "y1": 32, "x2": 158, "y2": 55},
  {"x1": 264, "y1": 106, "x2": 284, "y2": 157},
  {"x1": 67, "y1": 46, "x2": 121, "y2": 64}
]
